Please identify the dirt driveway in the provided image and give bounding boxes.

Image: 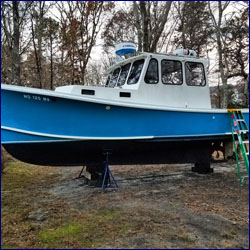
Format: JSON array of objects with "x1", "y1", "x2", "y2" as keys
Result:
[{"x1": 1, "y1": 158, "x2": 249, "y2": 249}]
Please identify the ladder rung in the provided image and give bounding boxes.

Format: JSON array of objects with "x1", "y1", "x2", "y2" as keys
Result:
[
  {"x1": 243, "y1": 141, "x2": 249, "y2": 144},
  {"x1": 237, "y1": 119, "x2": 245, "y2": 122},
  {"x1": 246, "y1": 152, "x2": 249, "y2": 155},
  {"x1": 239, "y1": 130, "x2": 249, "y2": 133}
]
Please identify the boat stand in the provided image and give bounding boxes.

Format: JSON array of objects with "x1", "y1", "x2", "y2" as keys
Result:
[
  {"x1": 96, "y1": 151, "x2": 118, "y2": 190},
  {"x1": 77, "y1": 166, "x2": 85, "y2": 179}
]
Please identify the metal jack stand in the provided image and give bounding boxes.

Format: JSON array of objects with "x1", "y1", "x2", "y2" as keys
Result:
[
  {"x1": 77, "y1": 166, "x2": 85, "y2": 179},
  {"x1": 96, "y1": 151, "x2": 118, "y2": 190}
]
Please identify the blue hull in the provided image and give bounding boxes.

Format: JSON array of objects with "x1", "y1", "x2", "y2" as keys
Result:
[
  {"x1": 2, "y1": 89, "x2": 249, "y2": 141},
  {"x1": 1, "y1": 88, "x2": 249, "y2": 166}
]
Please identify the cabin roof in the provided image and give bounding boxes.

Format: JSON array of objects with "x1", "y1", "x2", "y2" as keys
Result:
[{"x1": 107, "y1": 52, "x2": 208, "y2": 74}]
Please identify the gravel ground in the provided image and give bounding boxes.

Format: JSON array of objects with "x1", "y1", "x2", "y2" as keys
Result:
[{"x1": 1, "y1": 159, "x2": 249, "y2": 249}]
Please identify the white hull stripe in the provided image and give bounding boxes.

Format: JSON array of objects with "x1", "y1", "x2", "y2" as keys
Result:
[
  {"x1": 1, "y1": 139, "x2": 74, "y2": 144},
  {"x1": 2, "y1": 126, "x2": 232, "y2": 142},
  {"x1": 1, "y1": 126, "x2": 154, "y2": 140}
]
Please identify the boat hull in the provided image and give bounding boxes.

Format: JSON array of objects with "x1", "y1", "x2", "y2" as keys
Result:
[
  {"x1": 1, "y1": 86, "x2": 249, "y2": 166},
  {"x1": 2, "y1": 136, "x2": 231, "y2": 166}
]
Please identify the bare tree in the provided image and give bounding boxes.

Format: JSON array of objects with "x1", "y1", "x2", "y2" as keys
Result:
[
  {"x1": 1, "y1": 1, "x2": 33, "y2": 85},
  {"x1": 102, "y1": 8, "x2": 137, "y2": 53},
  {"x1": 30, "y1": 1, "x2": 52, "y2": 88},
  {"x1": 208, "y1": 1, "x2": 230, "y2": 108},
  {"x1": 1, "y1": 1, "x2": 13, "y2": 84},
  {"x1": 103, "y1": 1, "x2": 173, "y2": 53},
  {"x1": 133, "y1": 1, "x2": 173, "y2": 52},
  {"x1": 43, "y1": 18, "x2": 59, "y2": 90},
  {"x1": 12, "y1": 1, "x2": 21, "y2": 85},
  {"x1": 173, "y1": 1, "x2": 212, "y2": 56},
  {"x1": 56, "y1": 1, "x2": 114, "y2": 85},
  {"x1": 133, "y1": 1, "x2": 143, "y2": 52},
  {"x1": 225, "y1": 3, "x2": 249, "y2": 106}
]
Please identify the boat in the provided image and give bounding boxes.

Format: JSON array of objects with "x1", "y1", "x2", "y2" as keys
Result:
[{"x1": 1, "y1": 43, "x2": 249, "y2": 173}]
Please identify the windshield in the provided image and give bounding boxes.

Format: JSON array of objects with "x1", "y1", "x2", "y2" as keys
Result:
[
  {"x1": 127, "y1": 59, "x2": 144, "y2": 85},
  {"x1": 105, "y1": 59, "x2": 144, "y2": 87},
  {"x1": 107, "y1": 68, "x2": 121, "y2": 87},
  {"x1": 117, "y1": 63, "x2": 131, "y2": 86}
]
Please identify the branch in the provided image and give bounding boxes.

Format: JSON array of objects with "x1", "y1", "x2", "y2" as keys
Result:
[{"x1": 150, "y1": 1, "x2": 172, "y2": 52}]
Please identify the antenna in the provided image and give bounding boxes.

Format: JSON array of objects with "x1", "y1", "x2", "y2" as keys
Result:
[{"x1": 115, "y1": 42, "x2": 136, "y2": 63}]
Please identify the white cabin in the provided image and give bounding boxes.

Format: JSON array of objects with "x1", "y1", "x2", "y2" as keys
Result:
[{"x1": 55, "y1": 51, "x2": 211, "y2": 109}]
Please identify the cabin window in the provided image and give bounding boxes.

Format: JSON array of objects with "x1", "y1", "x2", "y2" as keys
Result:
[
  {"x1": 185, "y1": 62, "x2": 206, "y2": 86},
  {"x1": 145, "y1": 59, "x2": 159, "y2": 84},
  {"x1": 108, "y1": 68, "x2": 121, "y2": 87},
  {"x1": 81, "y1": 89, "x2": 95, "y2": 95},
  {"x1": 127, "y1": 59, "x2": 145, "y2": 85},
  {"x1": 161, "y1": 60, "x2": 183, "y2": 85},
  {"x1": 117, "y1": 63, "x2": 131, "y2": 86},
  {"x1": 120, "y1": 92, "x2": 131, "y2": 97}
]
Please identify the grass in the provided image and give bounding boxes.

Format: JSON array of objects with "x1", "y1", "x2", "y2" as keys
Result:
[
  {"x1": 38, "y1": 208, "x2": 135, "y2": 248},
  {"x1": 1, "y1": 157, "x2": 61, "y2": 249},
  {"x1": 1, "y1": 244, "x2": 17, "y2": 249},
  {"x1": 39, "y1": 221, "x2": 84, "y2": 246},
  {"x1": 1, "y1": 154, "x2": 137, "y2": 249}
]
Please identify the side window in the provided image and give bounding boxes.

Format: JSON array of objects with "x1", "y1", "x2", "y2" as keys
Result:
[
  {"x1": 145, "y1": 59, "x2": 159, "y2": 84},
  {"x1": 117, "y1": 63, "x2": 131, "y2": 86},
  {"x1": 161, "y1": 60, "x2": 182, "y2": 85},
  {"x1": 108, "y1": 68, "x2": 121, "y2": 87},
  {"x1": 185, "y1": 62, "x2": 206, "y2": 86},
  {"x1": 127, "y1": 59, "x2": 144, "y2": 85}
]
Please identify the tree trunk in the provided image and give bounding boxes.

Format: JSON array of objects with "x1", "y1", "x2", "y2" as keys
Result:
[
  {"x1": 208, "y1": 1, "x2": 230, "y2": 108},
  {"x1": 37, "y1": 1, "x2": 45, "y2": 88},
  {"x1": 244, "y1": 74, "x2": 249, "y2": 107},
  {"x1": 217, "y1": 30, "x2": 228, "y2": 108},
  {"x1": 218, "y1": 2, "x2": 229, "y2": 108},
  {"x1": 12, "y1": 1, "x2": 21, "y2": 85},
  {"x1": 60, "y1": 49, "x2": 65, "y2": 84},
  {"x1": 181, "y1": 16, "x2": 186, "y2": 48},
  {"x1": 31, "y1": 18, "x2": 42, "y2": 89},
  {"x1": 150, "y1": 1, "x2": 172, "y2": 52},
  {"x1": 217, "y1": 76, "x2": 221, "y2": 108},
  {"x1": 50, "y1": 36, "x2": 53, "y2": 90},
  {"x1": 133, "y1": 1, "x2": 143, "y2": 52},
  {"x1": 140, "y1": 1, "x2": 149, "y2": 52}
]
